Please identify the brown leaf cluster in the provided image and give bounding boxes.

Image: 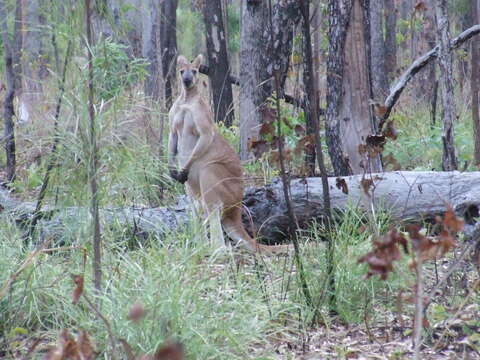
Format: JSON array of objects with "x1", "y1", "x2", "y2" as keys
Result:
[
  {"x1": 121, "y1": 340, "x2": 184, "y2": 360},
  {"x1": 358, "y1": 228, "x2": 408, "y2": 280},
  {"x1": 335, "y1": 177, "x2": 348, "y2": 195},
  {"x1": 128, "y1": 301, "x2": 146, "y2": 323},
  {"x1": 44, "y1": 329, "x2": 95, "y2": 360},
  {"x1": 408, "y1": 206, "x2": 464, "y2": 268},
  {"x1": 71, "y1": 275, "x2": 84, "y2": 305}
]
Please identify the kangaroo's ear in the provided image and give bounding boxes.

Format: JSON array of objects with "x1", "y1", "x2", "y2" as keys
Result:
[
  {"x1": 192, "y1": 54, "x2": 203, "y2": 68},
  {"x1": 177, "y1": 55, "x2": 189, "y2": 67}
]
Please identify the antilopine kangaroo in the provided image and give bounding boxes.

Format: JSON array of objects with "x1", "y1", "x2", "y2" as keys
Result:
[{"x1": 168, "y1": 54, "x2": 290, "y2": 254}]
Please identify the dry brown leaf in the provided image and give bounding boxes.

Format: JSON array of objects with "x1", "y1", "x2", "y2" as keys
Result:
[
  {"x1": 335, "y1": 177, "x2": 348, "y2": 195},
  {"x1": 128, "y1": 301, "x2": 146, "y2": 323},
  {"x1": 259, "y1": 122, "x2": 275, "y2": 137},
  {"x1": 383, "y1": 153, "x2": 401, "y2": 171},
  {"x1": 382, "y1": 121, "x2": 398, "y2": 140},
  {"x1": 248, "y1": 139, "x2": 269, "y2": 159},
  {"x1": 77, "y1": 331, "x2": 95, "y2": 360},
  {"x1": 358, "y1": 228, "x2": 408, "y2": 280},
  {"x1": 44, "y1": 329, "x2": 79, "y2": 360},
  {"x1": 71, "y1": 275, "x2": 84, "y2": 305},
  {"x1": 154, "y1": 342, "x2": 184, "y2": 360},
  {"x1": 443, "y1": 205, "x2": 464, "y2": 233},
  {"x1": 360, "y1": 178, "x2": 374, "y2": 196}
]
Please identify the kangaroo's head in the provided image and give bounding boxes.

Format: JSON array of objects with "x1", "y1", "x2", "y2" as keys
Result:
[{"x1": 177, "y1": 54, "x2": 203, "y2": 91}]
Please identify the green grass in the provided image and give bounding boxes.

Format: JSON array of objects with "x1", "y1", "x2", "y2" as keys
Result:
[{"x1": 0, "y1": 202, "x2": 416, "y2": 358}]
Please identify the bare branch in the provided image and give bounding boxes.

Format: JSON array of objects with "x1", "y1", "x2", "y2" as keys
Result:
[{"x1": 380, "y1": 24, "x2": 480, "y2": 130}]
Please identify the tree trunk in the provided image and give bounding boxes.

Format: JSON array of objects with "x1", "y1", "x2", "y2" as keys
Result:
[
  {"x1": 302, "y1": 2, "x2": 317, "y2": 175},
  {"x1": 435, "y1": 0, "x2": 458, "y2": 171},
  {"x1": 203, "y1": 0, "x2": 235, "y2": 126},
  {"x1": 239, "y1": 0, "x2": 301, "y2": 160},
  {"x1": 143, "y1": 0, "x2": 160, "y2": 101},
  {"x1": 0, "y1": 0, "x2": 18, "y2": 184},
  {"x1": 159, "y1": 0, "x2": 178, "y2": 109},
  {"x1": 384, "y1": 0, "x2": 397, "y2": 80},
  {"x1": 472, "y1": 0, "x2": 480, "y2": 166},
  {"x1": 370, "y1": 0, "x2": 388, "y2": 99},
  {"x1": 326, "y1": 0, "x2": 381, "y2": 176}
]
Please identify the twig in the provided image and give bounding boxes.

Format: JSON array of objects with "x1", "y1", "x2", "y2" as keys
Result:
[
  {"x1": 82, "y1": 292, "x2": 117, "y2": 360},
  {"x1": 29, "y1": 40, "x2": 72, "y2": 235},
  {"x1": 268, "y1": 0, "x2": 313, "y2": 309},
  {"x1": 424, "y1": 235, "x2": 479, "y2": 311},
  {"x1": 413, "y1": 257, "x2": 424, "y2": 360},
  {"x1": 380, "y1": 24, "x2": 480, "y2": 130}
]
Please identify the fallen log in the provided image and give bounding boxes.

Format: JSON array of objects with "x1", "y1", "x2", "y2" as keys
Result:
[{"x1": 1, "y1": 171, "x2": 479, "y2": 245}]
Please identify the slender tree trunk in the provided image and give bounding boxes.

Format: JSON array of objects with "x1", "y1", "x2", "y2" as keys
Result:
[
  {"x1": 143, "y1": 0, "x2": 160, "y2": 101},
  {"x1": 203, "y1": 0, "x2": 234, "y2": 126},
  {"x1": 370, "y1": 0, "x2": 388, "y2": 99},
  {"x1": 384, "y1": 0, "x2": 397, "y2": 80},
  {"x1": 239, "y1": 0, "x2": 301, "y2": 160},
  {"x1": 0, "y1": 0, "x2": 17, "y2": 183},
  {"x1": 435, "y1": 0, "x2": 458, "y2": 171},
  {"x1": 85, "y1": 0, "x2": 102, "y2": 292},
  {"x1": 326, "y1": 0, "x2": 381, "y2": 176},
  {"x1": 472, "y1": 0, "x2": 480, "y2": 166},
  {"x1": 159, "y1": 0, "x2": 178, "y2": 109}
]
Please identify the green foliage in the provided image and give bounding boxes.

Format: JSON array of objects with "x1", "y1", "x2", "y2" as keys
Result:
[
  {"x1": 92, "y1": 39, "x2": 148, "y2": 101},
  {"x1": 385, "y1": 107, "x2": 475, "y2": 171}
]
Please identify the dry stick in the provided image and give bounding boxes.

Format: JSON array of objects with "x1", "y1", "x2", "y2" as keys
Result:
[
  {"x1": 379, "y1": 24, "x2": 480, "y2": 131},
  {"x1": 413, "y1": 257, "x2": 424, "y2": 360},
  {"x1": 299, "y1": 1, "x2": 335, "y2": 313},
  {"x1": 424, "y1": 233, "x2": 480, "y2": 311},
  {"x1": 85, "y1": 0, "x2": 102, "y2": 292},
  {"x1": 268, "y1": 0, "x2": 313, "y2": 309},
  {"x1": 29, "y1": 40, "x2": 72, "y2": 235},
  {"x1": 81, "y1": 292, "x2": 117, "y2": 359}
]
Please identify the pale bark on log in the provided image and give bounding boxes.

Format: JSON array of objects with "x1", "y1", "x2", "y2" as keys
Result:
[
  {"x1": 472, "y1": 0, "x2": 480, "y2": 166},
  {"x1": 3, "y1": 172, "x2": 479, "y2": 245}
]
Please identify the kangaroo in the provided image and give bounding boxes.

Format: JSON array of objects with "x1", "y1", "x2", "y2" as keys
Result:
[{"x1": 168, "y1": 54, "x2": 290, "y2": 254}]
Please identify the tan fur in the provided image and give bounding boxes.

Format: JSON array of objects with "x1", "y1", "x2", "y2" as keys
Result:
[{"x1": 168, "y1": 55, "x2": 291, "y2": 254}]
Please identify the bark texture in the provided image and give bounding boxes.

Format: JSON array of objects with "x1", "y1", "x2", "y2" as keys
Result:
[
  {"x1": 435, "y1": 0, "x2": 458, "y2": 171},
  {"x1": 5, "y1": 172, "x2": 480, "y2": 245},
  {"x1": 370, "y1": 0, "x2": 388, "y2": 99},
  {"x1": 326, "y1": 0, "x2": 381, "y2": 176},
  {"x1": 473, "y1": 0, "x2": 480, "y2": 166},
  {"x1": 159, "y1": 0, "x2": 178, "y2": 108},
  {"x1": 203, "y1": 0, "x2": 234, "y2": 126},
  {"x1": 384, "y1": 0, "x2": 396, "y2": 80},
  {"x1": 143, "y1": 0, "x2": 160, "y2": 100},
  {"x1": 0, "y1": 0, "x2": 18, "y2": 183},
  {"x1": 239, "y1": 0, "x2": 301, "y2": 160}
]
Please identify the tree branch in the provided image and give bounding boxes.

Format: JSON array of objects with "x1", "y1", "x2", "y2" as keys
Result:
[{"x1": 379, "y1": 24, "x2": 480, "y2": 130}]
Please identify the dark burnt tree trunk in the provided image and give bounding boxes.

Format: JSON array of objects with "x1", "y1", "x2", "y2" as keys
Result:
[
  {"x1": 435, "y1": 0, "x2": 458, "y2": 171},
  {"x1": 326, "y1": 0, "x2": 381, "y2": 176},
  {"x1": 203, "y1": 0, "x2": 234, "y2": 126},
  {"x1": 369, "y1": 0, "x2": 388, "y2": 99},
  {"x1": 472, "y1": 0, "x2": 480, "y2": 166},
  {"x1": 239, "y1": 0, "x2": 301, "y2": 160},
  {"x1": 384, "y1": 0, "x2": 396, "y2": 81},
  {"x1": 302, "y1": 2, "x2": 317, "y2": 175},
  {"x1": 159, "y1": 0, "x2": 178, "y2": 109},
  {"x1": 0, "y1": 0, "x2": 18, "y2": 183}
]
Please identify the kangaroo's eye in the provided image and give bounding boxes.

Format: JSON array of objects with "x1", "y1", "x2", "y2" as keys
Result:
[
  {"x1": 192, "y1": 70, "x2": 197, "y2": 75},
  {"x1": 180, "y1": 70, "x2": 184, "y2": 75}
]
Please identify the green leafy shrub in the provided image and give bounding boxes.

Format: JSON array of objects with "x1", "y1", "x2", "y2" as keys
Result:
[{"x1": 92, "y1": 39, "x2": 148, "y2": 101}]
